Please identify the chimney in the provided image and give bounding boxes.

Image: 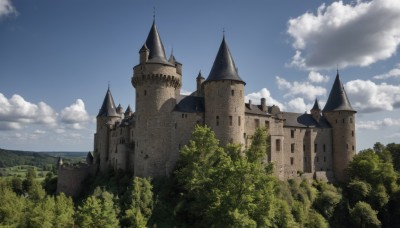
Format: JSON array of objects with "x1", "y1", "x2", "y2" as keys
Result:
[{"x1": 261, "y1": 98, "x2": 266, "y2": 111}]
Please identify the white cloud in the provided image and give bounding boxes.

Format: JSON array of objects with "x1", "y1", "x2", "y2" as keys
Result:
[
  {"x1": 0, "y1": 0, "x2": 17, "y2": 18},
  {"x1": 245, "y1": 88, "x2": 285, "y2": 110},
  {"x1": 287, "y1": 98, "x2": 309, "y2": 113},
  {"x1": 181, "y1": 89, "x2": 192, "y2": 96},
  {"x1": 275, "y1": 76, "x2": 327, "y2": 100},
  {"x1": 344, "y1": 79, "x2": 400, "y2": 113},
  {"x1": 0, "y1": 93, "x2": 57, "y2": 130},
  {"x1": 287, "y1": 0, "x2": 400, "y2": 70},
  {"x1": 308, "y1": 71, "x2": 329, "y2": 83},
  {"x1": 60, "y1": 99, "x2": 90, "y2": 129},
  {"x1": 357, "y1": 118, "x2": 400, "y2": 130},
  {"x1": 373, "y1": 64, "x2": 400, "y2": 80}
]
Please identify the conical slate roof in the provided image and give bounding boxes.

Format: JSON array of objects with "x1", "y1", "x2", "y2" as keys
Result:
[
  {"x1": 145, "y1": 21, "x2": 172, "y2": 65},
  {"x1": 311, "y1": 99, "x2": 321, "y2": 110},
  {"x1": 125, "y1": 105, "x2": 132, "y2": 114},
  {"x1": 205, "y1": 36, "x2": 245, "y2": 84},
  {"x1": 323, "y1": 73, "x2": 355, "y2": 112},
  {"x1": 197, "y1": 70, "x2": 205, "y2": 80},
  {"x1": 97, "y1": 88, "x2": 119, "y2": 117}
]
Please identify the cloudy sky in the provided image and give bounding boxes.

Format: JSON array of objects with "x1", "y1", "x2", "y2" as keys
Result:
[{"x1": 1, "y1": 0, "x2": 399, "y2": 151}]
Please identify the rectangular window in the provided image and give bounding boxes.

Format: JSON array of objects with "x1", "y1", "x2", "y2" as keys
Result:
[
  {"x1": 324, "y1": 156, "x2": 326, "y2": 162},
  {"x1": 238, "y1": 116, "x2": 241, "y2": 126},
  {"x1": 265, "y1": 121, "x2": 270, "y2": 128},
  {"x1": 352, "y1": 131, "x2": 354, "y2": 137},
  {"x1": 314, "y1": 144, "x2": 317, "y2": 153},
  {"x1": 255, "y1": 119, "x2": 260, "y2": 128},
  {"x1": 291, "y1": 143, "x2": 295, "y2": 153},
  {"x1": 303, "y1": 144, "x2": 306, "y2": 152},
  {"x1": 323, "y1": 144, "x2": 326, "y2": 152},
  {"x1": 216, "y1": 116, "x2": 219, "y2": 126},
  {"x1": 291, "y1": 130, "x2": 295, "y2": 138},
  {"x1": 276, "y1": 139, "x2": 281, "y2": 152},
  {"x1": 231, "y1": 90, "x2": 234, "y2": 96},
  {"x1": 290, "y1": 157, "x2": 294, "y2": 165},
  {"x1": 229, "y1": 116, "x2": 233, "y2": 126}
]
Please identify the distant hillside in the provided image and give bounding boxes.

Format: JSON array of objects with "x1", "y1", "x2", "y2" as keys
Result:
[{"x1": 0, "y1": 148, "x2": 87, "y2": 168}]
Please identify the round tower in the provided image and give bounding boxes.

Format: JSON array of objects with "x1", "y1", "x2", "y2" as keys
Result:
[
  {"x1": 131, "y1": 21, "x2": 182, "y2": 177},
  {"x1": 204, "y1": 36, "x2": 245, "y2": 146},
  {"x1": 323, "y1": 72, "x2": 356, "y2": 182},
  {"x1": 95, "y1": 88, "x2": 121, "y2": 172}
]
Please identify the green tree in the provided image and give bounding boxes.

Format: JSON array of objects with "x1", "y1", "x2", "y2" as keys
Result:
[
  {"x1": 0, "y1": 186, "x2": 26, "y2": 226},
  {"x1": 54, "y1": 193, "x2": 75, "y2": 228},
  {"x1": 27, "y1": 196, "x2": 56, "y2": 228},
  {"x1": 347, "y1": 180, "x2": 371, "y2": 203},
  {"x1": 350, "y1": 201, "x2": 381, "y2": 228},
  {"x1": 174, "y1": 125, "x2": 279, "y2": 227},
  {"x1": 122, "y1": 177, "x2": 153, "y2": 228},
  {"x1": 306, "y1": 209, "x2": 329, "y2": 228},
  {"x1": 76, "y1": 189, "x2": 119, "y2": 228},
  {"x1": 313, "y1": 181, "x2": 342, "y2": 219}
]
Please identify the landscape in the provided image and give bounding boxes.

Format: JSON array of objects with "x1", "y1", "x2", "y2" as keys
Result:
[{"x1": 1, "y1": 0, "x2": 400, "y2": 227}]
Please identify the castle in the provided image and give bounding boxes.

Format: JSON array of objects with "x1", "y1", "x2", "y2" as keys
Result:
[{"x1": 57, "y1": 20, "x2": 356, "y2": 197}]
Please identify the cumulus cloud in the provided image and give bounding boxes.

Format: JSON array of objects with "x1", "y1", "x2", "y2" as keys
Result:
[
  {"x1": 344, "y1": 79, "x2": 400, "y2": 113},
  {"x1": 245, "y1": 88, "x2": 285, "y2": 109},
  {"x1": 60, "y1": 99, "x2": 90, "y2": 129},
  {"x1": 357, "y1": 118, "x2": 400, "y2": 130},
  {"x1": 0, "y1": 0, "x2": 17, "y2": 18},
  {"x1": 180, "y1": 89, "x2": 192, "y2": 96},
  {"x1": 275, "y1": 76, "x2": 327, "y2": 100},
  {"x1": 308, "y1": 71, "x2": 329, "y2": 83},
  {"x1": 373, "y1": 64, "x2": 400, "y2": 80},
  {"x1": 287, "y1": 0, "x2": 400, "y2": 69},
  {"x1": 0, "y1": 93, "x2": 57, "y2": 130},
  {"x1": 287, "y1": 98, "x2": 310, "y2": 113}
]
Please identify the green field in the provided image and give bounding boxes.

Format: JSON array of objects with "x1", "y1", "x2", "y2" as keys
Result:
[{"x1": 0, "y1": 165, "x2": 52, "y2": 182}]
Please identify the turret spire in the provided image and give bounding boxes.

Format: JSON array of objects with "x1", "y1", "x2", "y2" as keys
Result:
[
  {"x1": 311, "y1": 98, "x2": 321, "y2": 111},
  {"x1": 144, "y1": 21, "x2": 172, "y2": 65},
  {"x1": 205, "y1": 36, "x2": 245, "y2": 84},
  {"x1": 97, "y1": 88, "x2": 119, "y2": 117},
  {"x1": 323, "y1": 72, "x2": 355, "y2": 112}
]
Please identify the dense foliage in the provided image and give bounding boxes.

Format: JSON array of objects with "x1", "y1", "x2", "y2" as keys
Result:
[
  {"x1": 0, "y1": 148, "x2": 86, "y2": 168},
  {"x1": 0, "y1": 126, "x2": 399, "y2": 227}
]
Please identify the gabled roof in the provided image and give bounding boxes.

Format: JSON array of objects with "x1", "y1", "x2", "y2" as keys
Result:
[
  {"x1": 97, "y1": 88, "x2": 119, "y2": 117},
  {"x1": 205, "y1": 36, "x2": 245, "y2": 84},
  {"x1": 144, "y1": 21, "x2": 172, "y2": 65},
  {"x1": 323, "y1": 73, "x2": 355, "y2": 112}
]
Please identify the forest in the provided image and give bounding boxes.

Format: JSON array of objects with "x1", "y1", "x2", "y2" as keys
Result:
[{"x1": 0, "y1": 125, "x2": 399, "y2": 227}]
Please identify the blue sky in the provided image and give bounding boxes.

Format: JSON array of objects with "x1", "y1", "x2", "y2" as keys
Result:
[{"x1": 1, "y1": 0, "x2": 399, "y2": 151}]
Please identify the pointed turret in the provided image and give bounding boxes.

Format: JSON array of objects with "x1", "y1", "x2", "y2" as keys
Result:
[
  {"x1": 204, "y1": 35, "x2": 245, "y2": 146},
  {"x1": 124, "y1": 105, "x2": 133, "y2": 117},
  {"x1": 97, "y1": 88, "x2": 119, "y2": 117},
  {"x1": 144, "y1": 21, "x2": 171, "y2": 65},
  {"x1": 323, "y1": 72, "x2": 355, "y2": 112},
  {"x1": 311, "y1": 99, "x2": 321, "y2": 122},
  {"x1": 323, "y1": 70, "x2": 356, "y2": 182},
  {"x1": 205, "y1": 36, "x2": 245, "y2": 84},
  {"x1": 196, "y1": 70, "x2": 205, "y2": 93},
  {"x1": 116, "y1": 104, "x2": 124, "y2": 115}
]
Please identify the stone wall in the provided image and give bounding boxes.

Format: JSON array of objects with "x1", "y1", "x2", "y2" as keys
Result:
[
  {"x1": 56, "y1": 164, "x2": 97, "y2": 198},
  {"x1": 204, "y1": 80, "x2": 245, "y2": 146}
]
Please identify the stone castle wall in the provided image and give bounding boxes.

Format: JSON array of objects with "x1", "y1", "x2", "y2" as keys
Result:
[{"x1": 56, "y1": 164, "x2": 97, "y2": 198}]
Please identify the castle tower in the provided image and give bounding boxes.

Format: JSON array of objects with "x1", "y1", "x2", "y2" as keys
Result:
[
  {"x1": 196, "y1": 71, "x2": 205, "y2": 96},
  {"x1": 322, "y1": 72, "x2": 356, "y2": 182},
  {"x1": 95, "y1": 88, "x2": 121, "y2": 172},
  {"x1": 203, "y1": 36, "x2": 245, "y2": 146},
  {"x1": 131, "y1": 20, "x2": 182, "y2": 177},
  {"x1": 310, "y1": 99, "x2": 321, "y2": 122}
]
